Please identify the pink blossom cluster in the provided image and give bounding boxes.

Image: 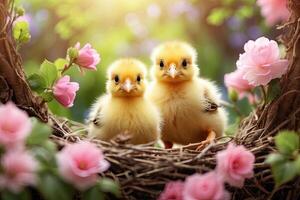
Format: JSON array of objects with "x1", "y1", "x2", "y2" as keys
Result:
[
  {"x1": 57, "y1": 141, "x2": 110, "y2": 190},
  {"x1": 0, "y1": 102, "x2": 38, "y2": 193},
  {"x1": 158, "y1": 143, "x2": 255, "y2": 200},
  {"x1": 224, "y1": 37, "x2": 288, "y2": 101},
  {"x1": 52, "y1": 42, "x2": 100, "y2": 108},
  {"x1": 0, "y1": 102, "x2": 109, "y2": 193},
  {"x1": 257, "y1": 0, "x2": 290, "y2": 26}
]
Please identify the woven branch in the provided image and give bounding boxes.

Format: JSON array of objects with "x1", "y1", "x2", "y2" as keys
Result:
[{"x1": 50, "y1": 107, "x2": 300, "y2": 200}]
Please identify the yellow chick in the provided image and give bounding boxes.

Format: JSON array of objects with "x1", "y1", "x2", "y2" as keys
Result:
[
  {"x1": 148, "y1": 41, "x2": 227, "y2": 148},
  {"x1": 87, "y1": 58, "x2": 161, "y2": 145}
]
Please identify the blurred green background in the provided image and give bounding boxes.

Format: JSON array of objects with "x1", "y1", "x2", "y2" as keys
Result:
[{"x1": 17, "y1": 0, "x2": 281, "y2": 125}]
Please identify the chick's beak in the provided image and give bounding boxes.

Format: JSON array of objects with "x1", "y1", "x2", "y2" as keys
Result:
[
  {"x1": 122, "y1": 79, "x2": 133, "y2": 93},
  {"x1": 168, "y1": 64, "x2": 177, "y2": 78}
]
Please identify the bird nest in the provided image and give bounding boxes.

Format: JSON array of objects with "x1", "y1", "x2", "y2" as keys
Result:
[{"x1": 48, "y1": 105, "x2": 300, "y2": 200}]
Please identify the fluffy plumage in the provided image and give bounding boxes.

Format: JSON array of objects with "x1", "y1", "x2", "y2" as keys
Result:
[
  {"x1": 87, "y1": 58, "x2": 161, "y2": 144},
  {"x1": 148, "y1": 41, "x2": 227, "y2": 147}
]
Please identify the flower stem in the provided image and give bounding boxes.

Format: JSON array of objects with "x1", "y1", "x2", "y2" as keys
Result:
[
  {"x1": 260, "y1": 85, "x2": 267, "y2": 107},
  {"x1": 61, "y1": 59, "x2": 74, "y2": 75},
  {"x1": 249, "y1": 91, "x2": 258, "y2": 108}
]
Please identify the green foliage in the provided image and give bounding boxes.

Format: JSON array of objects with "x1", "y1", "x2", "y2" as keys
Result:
[
  {"x1": 275, "y1": 131, "x2": 299, "y2": 155},
  {"x1": 271, "y1": 160, "x2": 298, "y2": 187},
  {"x1": 13, "y1": 21, "x2": 31, "y2": 44},
  {"x1": 27, "y1": 118, "x2": 52, "y2": 146},
  {"x1": 54, "y1": 58, "x2": 69, "y2": 72},
  {"x1": 38, "y1": 174, "x2": 74, "y2": 200},
  {"x1": 40, "y1": 60, "x2": 58, "y2": 87},
  {"x1": 207, "y1": 8, "x2": 231, "y2": 26},
  {"x1": 27, "y1": 73, "x2": 47, "y2": 93},
  {"x1": 225, "y1": 118, "x2": 239, "y2": 136},
  {"x1": 83, "y1": 186, "x2": 105, "y2": 200},
  {"x1": 236, "y1": 6, "x2": 254, "y2": 19},
  {"x1": 267, "y1": 79, "x2": 281, "y2": 103},
  {"x1": 266, "y1": 131, "x2": 300, "y2": 187},
  {"x1": 98, "y1": 178, "x2": 121, "y2": 197},
  {"x1": 27, "y1": 59, "x2": 66, "y2": 103},
  {"x1": 40, "y1": 91, "x2": 54, "y2": 102},
  {"x1": 1, "y1": 190, "x2": 31, "y2": 200}
]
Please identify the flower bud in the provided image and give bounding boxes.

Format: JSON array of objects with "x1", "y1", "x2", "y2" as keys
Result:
[
  {"x1": 67, "y1": 47, "x2": 79, "y2": 61},
  {"x1": 15, "y1": 6, "x2": 25, "y2": 16},
  {"x1": 229, "y1": 89, "x2": 238, "y2": 102}
]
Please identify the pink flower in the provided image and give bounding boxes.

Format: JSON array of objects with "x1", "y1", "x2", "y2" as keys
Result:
[
  {"x1": 0, "y1": 102, "x2": 31, "y2": 148},
  {"x1": 0, "y1": 150, "x2": 38, "y2": 193},
  {"x1": 183, "y1": 172, "x2": 230, "y2": 200},
  {"x1": 57, "y1": 141, "x2": 110, "y2": 190},
  {"x1": 237, "y1": 37, "x2": 289, "y2": 86},
  {"x1": 53, "y1": 75, "x2": 79, "y2": 108},
  {"x1": 224, "y1": 70, "x2": 254, "y2": 93},
  {"x1": 257, "y1": 0, "x2": 289, "y2": 26},
  {"x1": 74, "y1": 42, "x2": 100, "y2": 70},
  {"x1": 158, "y1": 181, "x2": 184, "y2": 200},
  {"x1": 216, "y1": 143, "x2": 255, "y2": 188}
]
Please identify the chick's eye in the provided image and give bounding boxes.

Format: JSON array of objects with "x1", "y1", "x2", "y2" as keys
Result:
[
  {"x1": 137, "y1": 75, "x2": 141, "y2": 83},
  {"x1": 114, "y1": 75, "x2": 119, "y2": 84},
  {"x1": 182, "y1": 59, "x2": 188, "y2": 68},
  {"x1": 159, "y1": 60, "x2": 164, "y2": 69}
]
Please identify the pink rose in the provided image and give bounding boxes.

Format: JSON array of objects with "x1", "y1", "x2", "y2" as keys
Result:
[
  {"x1": 57, "y1": 141, "x2": 110, "y2": 190},
  {"x1": 216, "y1": 143, "x2": 255, "y2": 188},
  {"x1": 257, "y1": 0, "x2": 289, "y2": 26},
  {"x1": 0, "y1": 102, "x2": 31, "y2": 148},
  {"x1": 74, "y1": 42, "x2": 100, "y2": 70},
  {"x1": 183, "y1": 172, "x2": 230, "y2": 200},
  {"x1": 224, "y1": 70, "x2": 254, "y2": 93},
  {"x1": 0, "y1": 150, "x2": 38, "y2": 193},
  {"x1": 237, "y1": 37, "x2": 289, "y2": 86},
  {"x1": 53, "y1": 75, "x2": 79, "y2": 108},
  {"x1": 158, "y1": 181, "x2": 184, "y2": 200}
]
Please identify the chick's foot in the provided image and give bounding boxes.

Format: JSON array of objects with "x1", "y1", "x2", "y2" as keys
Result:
[{"x1": 195, "y1": 129, "x2": 216, "y2": 151}]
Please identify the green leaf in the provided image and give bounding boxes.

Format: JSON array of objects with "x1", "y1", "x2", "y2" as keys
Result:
[
  {"x1": 83, "y1": 186, "x2": 105, "y2": 200},
  {"x1": 27, "y1": 118, "x2": 52, "y2": 146},
  {"x1": 54, "y1": 58, "x2": 69, "y2": 71},
  {"x1": 98, "y1": 178, "x2": 120, "y2": 197},
  {"x1": 27, "y1": 73, "x2": 47, "y2": 93},
  {"x1": 32, "y1": 146, "x2": 57, "y2": 169},
  {"x1": 38, "y1": 174, "x2": 73, "y2": 200},
  {"x1": 207, "y1": 8, "x2": 231, "y2": 26},
  {"x1": 41, "y1": 91, "x2": 54, "y2": 102},
  {"x1": 43, "y1": 140, "x2": 57, "y2": 153},
  {"x1": 1, "y1": 190, "x2": 31, "y2": 200},
  {"x1": 272, "y1": 161, "x2": 298, "y2": 187},
  {"x1": 13, "y1": 21, "x2": 31, "y2": 43},
  {"x1": 295, "y1": 155, "x2": 300, "y2": 174},
  {"x1": 40, "y1": 60, "x2": 58, "y2": 87},
  {"x1": 236, "y1": 6, "x2": 254, "y2": 19},
  {"x1": 265, "y1": 153, "x2": 286, "y2": 165},
  {"x1": 275, "y1": 131, "x2": 299, "y2": 155},
  {"x1": 267, "y1": 79, "x2": 280, "y2": 103},
  {"x1": 225, "y1": 118, "x2": 239, "y2": 136}
]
